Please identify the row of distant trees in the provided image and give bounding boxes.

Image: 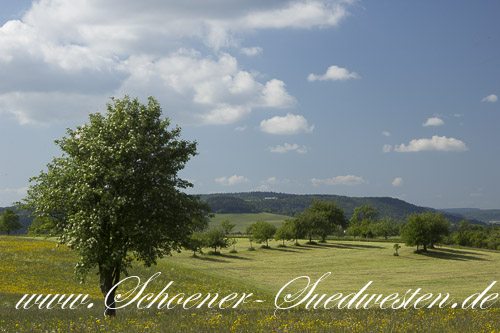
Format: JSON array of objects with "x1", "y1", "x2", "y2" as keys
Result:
[
  {"x1": 179, "y1": 201, "x2": 453, "y2": 254},
  {"x1": 6, "y1": 199, "x2": 497, "y2": 254}
]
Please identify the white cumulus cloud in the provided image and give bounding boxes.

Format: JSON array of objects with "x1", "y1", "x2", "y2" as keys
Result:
[
  {"x1": 423, "y1": 117, "x2": 445, "y2": 127},
  {"x1": 307, "y1": 65, "x2": 359, "y2": 82},
  {"x1": 393, "y1": 135, "x2": 468, "y2": 152},
  {"x1": 260, "y1": 113, "x2": 314, "y2": 135},
  {"x1": 392, "y1": 177, "x2": 403, "y2": 187},
  {"x1": 481, "y1": 94, "x2": 498, "y2": 103},
  {"x1": 382, "y1": 144, "x2": 393, "y2": 153},
  {"x1": 0, "y1": 0, "x2": 354, "y2": 125},
  {"x1": 311, "y1": 175, "x2": 366, "y2": 186},
  {"x1": 269, "y1": 143, "x2": 308, "y2": 154},
  {"x1": 240, "y1": 46, "x2": 262, "y2": 56},
  {"x1": 215, "y1": 175, "x2": 250, "y2": 186},
  {"x1": 382, "y1": 131, "x2": 391, "y2": 137}
]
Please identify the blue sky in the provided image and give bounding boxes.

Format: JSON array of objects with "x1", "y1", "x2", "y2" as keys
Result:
[{"x1": 0, "y1": 0, "x2": 499, "y2": 209}]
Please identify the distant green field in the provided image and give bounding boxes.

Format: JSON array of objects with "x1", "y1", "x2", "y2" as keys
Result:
[{"x1": 209, "y1": 212, "x2": 291, "y2": 232}]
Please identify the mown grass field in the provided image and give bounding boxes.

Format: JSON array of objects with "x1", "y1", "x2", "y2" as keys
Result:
[
  {"x1": 210, "y1": 213, "x2": 291, "y2": 233},
  {"x1": 168, "y1": 238, "x2": 500, "y2": 299},
  {"x1": 2, "y1": 235, "x2": 500, "y2": 332}
]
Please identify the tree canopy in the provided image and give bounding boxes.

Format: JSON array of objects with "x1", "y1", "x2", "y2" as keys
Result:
[
  {"x1": 402, "y1": 211, "x2": 450, "y2": 251},
  {"x1": 21, "y1": 96, "x2": 210, "y2": 316},
  {"x1": 250, "y1": 220, "x2": 277, "y2": 247},
  {"x1": 297, "y1": 200, "x2": 346, "y2": 242},
  {"x1": 0, "y1": 208, "x2": 22, "y2": 235}
]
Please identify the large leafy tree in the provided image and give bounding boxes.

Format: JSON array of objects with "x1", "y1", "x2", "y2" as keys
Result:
[
  {"x1": 21, "y1": 96, "x2": 209, "y2": 316},
  {"x1": 0, "y1": 208, "x2": 22, "y2": 235},
  {"x1": 299, "y1": 200, "x2": 346, "y2": 242},
  {"x1": 347, "y1": 205, "x2": 380, "y2": 238},
  {"x1": 402, "y1": 211, "x2": 450, "y2": 251}
]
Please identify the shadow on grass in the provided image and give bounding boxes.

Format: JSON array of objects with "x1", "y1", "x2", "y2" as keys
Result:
[
  {"x1": 196, "y1": 256, "x2": 229, "y2": 263},
  {"x1": 218, "y1": 253, "x2": 253, "y2": 260},
  {"x1": 420, "y1": 248, "x2": 488, "y2": 261},
  {"x1": 195, "y1": 253, "x2": 253, "y2": 262},
  {"x1": 437, "y1": 248, "x2": 487, "y2": 256},
  {"x1": 265, "y1": 247, "x2": 300, "y2": 253},
  {"x1": 302, "y1": 242, "x2": 385, "y2": 250}
]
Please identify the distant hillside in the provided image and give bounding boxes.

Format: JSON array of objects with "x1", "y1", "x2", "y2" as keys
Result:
[
  {"x1": 0, "y1": 206, "x2": 33, "y2": 235},
  {"x1": 1, "y1": 192, "x2": 489, "y2": 235},
  {"x1": 440, "y1": 208, "x2": 500, "y2": 224},
  {"x1": 200, "y1": 192, "x2": 486, "y2": 225}
]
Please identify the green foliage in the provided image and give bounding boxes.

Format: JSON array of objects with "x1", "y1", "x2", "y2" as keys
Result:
[
  {"x1": 182, "y1": 233, "x2": 207, "y2": 256},
  {"x1": 201, "y1": 192, "x2": 476, "y2": 224},
  {"x1": 297, "y1": 200, "x2": 346, "y2": 243},
  {"x1": 0, "y1": 208, "x2": 22, "y2": 235},
  {"x1": 245, "y1": 224, "x2": 255, "y2": 249},
  {"x1": 402, "y1": 212, "x2": 450, "y2": 251},
  {"x1": 347, "y1": 206, "x2": 379, "y2": 238},
  {"x1": 372, "y1": 217, "x2": 399, "y2": 239},
  {"x1": 204, "y1": 220, "x2": 236, "y2": 254},
  {"x1": 220, "y1": 219, "x2": 236, "y2": 234},
  {"x1": 393, "y1": 243, "x2": 401, "y2": 256},
  {"x1": 250, "y1": 220, "x2": 277, "y2": 247},
  {"x1": 20, "y1": 96, "x2": 209, "y2": 316},
  {"x1": 27, "y1": 215, "x2": 55, "y2": 236},
  {"x1": 274, "y1": 219, "x2": 295, "y2": 246},
  {"x1": 206, "y1": 196, "x2": 257, "y2": 214}
]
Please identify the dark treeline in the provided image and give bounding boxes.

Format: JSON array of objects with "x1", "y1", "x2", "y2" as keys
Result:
[
  {"x1": 200, "y1": 192, "x2": 486, "y2": 225},
  {"x1": 450, "y1": 220, "x2": 500, "y2": 250}
]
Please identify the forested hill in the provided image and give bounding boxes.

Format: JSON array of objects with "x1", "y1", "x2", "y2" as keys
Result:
[
  {"x1": 200, "y1": 192, "x2": 486, "y2": 225},
  {"x1": 0, "y1": 206, "x2": 33, "y2": 234},
  {"x1": 439, "y1": 208, "x2": 500, "y2": 224}
]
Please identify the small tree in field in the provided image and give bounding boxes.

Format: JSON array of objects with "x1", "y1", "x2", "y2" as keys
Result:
[
  {"x1": 245, "y1": 224, "x2": 255, "y2": 250},
  {"x1": 290, "y1": 218, "x2": 306, "y2": 245},
  {"x1": 0, "y1": 208, "x2": 22, "y2": 235},
  {"x1": 21, "y1": 96, "x2": 210, "y2": 316},
  {"x1": 204, "y1": 227, "x2": 230, "y2": 254},
  {"x1": 275, "y1": 220, "x2": 294, "y2": 247},
  {"x1": 183, "y1": 233, "x2": 206, "y2": 257},
  {"x1": 250, "y1": 220, "x2": 276, "y2": 248},
  {"x1": 220, "y1": 219, "x2": 237, "y2": 253},
  {"x1": 393, "y1": 243, "x2": 401, "y2": 256}
]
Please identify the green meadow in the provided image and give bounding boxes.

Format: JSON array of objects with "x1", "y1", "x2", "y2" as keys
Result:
[
  {"x1": 2, "y1": 235, "x2": 500, "y2": 332},
  {"x1": 210, "y1": 213, "x2": 291, "y2": 232}
]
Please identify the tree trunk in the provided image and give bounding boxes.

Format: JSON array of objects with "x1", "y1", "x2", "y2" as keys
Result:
[
  {"x1": 99, "y1": 263, "x2": 121, "y2": 317},
  {"x1": 266, "y1": 238, "x2": 269, "y2": 247},
  {"x1": 423, "y1": 244, "x2": 427, "y2": 252},
  {"x1": 282, "y1": 239, "x2": 285, "y2": 246}
]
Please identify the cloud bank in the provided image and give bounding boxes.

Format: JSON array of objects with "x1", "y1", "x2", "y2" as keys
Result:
[{"x1": 0, "y1": 0, "x2": 354, "y2": 125}]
